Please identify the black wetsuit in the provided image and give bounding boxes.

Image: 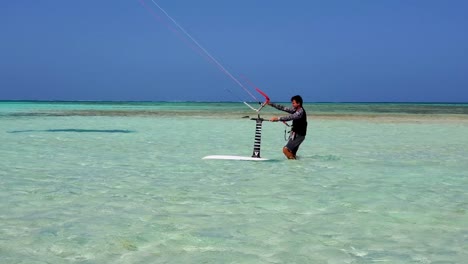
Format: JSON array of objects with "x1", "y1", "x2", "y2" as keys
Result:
[{"x1": 270, "y1": 103, "x2": 308, "y2": 155}]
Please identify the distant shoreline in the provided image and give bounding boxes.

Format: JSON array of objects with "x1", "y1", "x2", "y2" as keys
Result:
[{"x1": 2, "y1": 101, "x2": 468, "y2": 120}]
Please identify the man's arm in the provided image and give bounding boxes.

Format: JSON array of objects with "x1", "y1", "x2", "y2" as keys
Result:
[
  {"x1": 269, "y1": 102, "x2": 295, "y2": 114},
  {"x1": 278, "y1": 107, "x2": 304, "y2": 122}
]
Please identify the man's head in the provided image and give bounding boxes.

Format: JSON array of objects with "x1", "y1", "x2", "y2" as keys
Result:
[{"x1": 291, "y1": 95, "x2": 303, "y2": 108}]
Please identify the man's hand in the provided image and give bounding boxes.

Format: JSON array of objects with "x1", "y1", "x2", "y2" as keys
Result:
[{"x1": 270, "y1": 116, "x2": 279, "y2": 122}]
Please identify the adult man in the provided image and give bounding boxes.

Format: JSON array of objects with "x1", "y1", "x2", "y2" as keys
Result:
[{"x1": 269, "y1": 95, "x2": 307, "y2": 159}]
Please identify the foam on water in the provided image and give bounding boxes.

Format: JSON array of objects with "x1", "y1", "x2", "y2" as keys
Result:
[{"x1": 1, "y1": 102, "x2": 468, "y2": 263}]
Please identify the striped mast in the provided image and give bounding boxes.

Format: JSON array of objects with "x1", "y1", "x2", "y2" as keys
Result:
[{"x1": 251, "y1": 115, "x2": 264, "y2": 158}]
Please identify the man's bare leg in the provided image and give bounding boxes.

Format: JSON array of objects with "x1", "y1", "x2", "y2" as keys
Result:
[{"x1": 283, "y1": 147, "x2": 296, "y2": 159}]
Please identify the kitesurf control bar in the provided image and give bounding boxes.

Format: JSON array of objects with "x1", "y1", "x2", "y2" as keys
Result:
[{"x1": 244, "y1": 87, "x2": 270, "y2": 113}]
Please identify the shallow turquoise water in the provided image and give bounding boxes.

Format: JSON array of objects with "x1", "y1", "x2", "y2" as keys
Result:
[{"x1": 1, "y1": 102, "x2": 468, "y2": 263}]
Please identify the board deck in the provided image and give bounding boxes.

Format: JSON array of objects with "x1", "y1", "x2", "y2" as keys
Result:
[{"x1": 202, "y1": 155, "x2": 269, "y2": 161}]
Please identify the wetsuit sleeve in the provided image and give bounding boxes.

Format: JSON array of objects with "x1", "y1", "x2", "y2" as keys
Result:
[
  {"x1": 278, "y1": 107, "x2": 304, "y2": 122},
  {"x1": 270, "y1": 103, "x2": 295, "y2": 114}
]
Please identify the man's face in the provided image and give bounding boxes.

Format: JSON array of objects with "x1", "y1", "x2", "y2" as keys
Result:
[{"x1": 291, "y1": 99, "x2": 300, "y2": 109}]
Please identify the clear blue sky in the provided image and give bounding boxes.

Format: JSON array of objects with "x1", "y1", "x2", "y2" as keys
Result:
[{"x1": 1, "y1": 0, "x2": 467, "y2": 102}]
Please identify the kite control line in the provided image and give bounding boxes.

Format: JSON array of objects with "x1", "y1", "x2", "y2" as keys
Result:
[{"x1": 246, "y1": 87, "x2": 270, "y2": 113}]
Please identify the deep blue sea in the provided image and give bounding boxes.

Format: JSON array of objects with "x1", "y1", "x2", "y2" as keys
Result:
[{"x1": 1, "y1": 101, "x2": 468, "y2": 263}]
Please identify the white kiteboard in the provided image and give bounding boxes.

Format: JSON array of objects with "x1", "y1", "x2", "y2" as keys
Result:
[
  {"x1": 203, "y1": 115, "x2": 270, "y2": 161},
  {"x1": 202, "y1": 155, "x2": 269, "y2": 161}
]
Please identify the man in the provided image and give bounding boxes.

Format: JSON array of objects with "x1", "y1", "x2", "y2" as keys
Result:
[{"x1": 269, "y1": 95, "x2": 307, "y2": 159}]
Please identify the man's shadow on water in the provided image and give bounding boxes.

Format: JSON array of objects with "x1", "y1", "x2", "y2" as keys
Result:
[{"x1": 7, "y1": 129, "x2": 134, "y2": 133}]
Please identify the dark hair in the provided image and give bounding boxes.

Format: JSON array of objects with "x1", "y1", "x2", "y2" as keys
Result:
[{"x1": 291, "y1": 95, "x2": 303, "y2": 106}]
